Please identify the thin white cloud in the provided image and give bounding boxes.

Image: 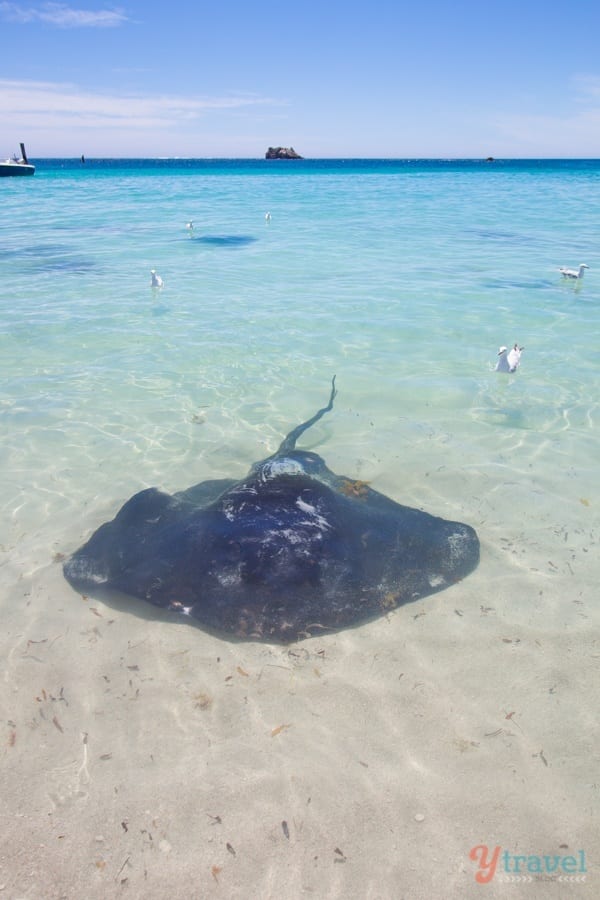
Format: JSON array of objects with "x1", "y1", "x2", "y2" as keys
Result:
[
  {"x1": 1, "y1": 78, "x2": 282, "y2": 131},
  {"x1": 571, "y1": 73, "x2": 600, "y2": 103},
  {"x1": 0, "y1": 2, "x2": 128, "y2": 27},
  {"x1": 487, "y1": 74, "x2": 600, "y2": 156},
  {"x1": 490, "y1": 108, "x2": 600, "y2": 156}
]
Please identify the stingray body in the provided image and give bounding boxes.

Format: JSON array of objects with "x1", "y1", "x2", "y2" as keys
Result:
[{"x1": 64, "y1": 379, "x2": 479, "y2": 642}]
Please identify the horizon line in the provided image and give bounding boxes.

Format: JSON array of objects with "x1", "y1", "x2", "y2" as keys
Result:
[{"x1": 23, "y1": 155, "x2": 600, "y2": 161}]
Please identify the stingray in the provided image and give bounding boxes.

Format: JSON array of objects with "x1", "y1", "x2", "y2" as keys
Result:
[{"x1": 64, "y1": 379, "x2": 479, "y2": 642}]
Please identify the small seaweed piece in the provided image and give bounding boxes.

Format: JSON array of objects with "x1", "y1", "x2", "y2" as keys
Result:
[{"x1": 271, "y1": 723, "x2": 292, "y2": 737}]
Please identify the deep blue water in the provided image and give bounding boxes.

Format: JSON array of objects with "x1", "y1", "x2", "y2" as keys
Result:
[{"x1": 31, "y1": 156, "x2": 600, "y2": 176}]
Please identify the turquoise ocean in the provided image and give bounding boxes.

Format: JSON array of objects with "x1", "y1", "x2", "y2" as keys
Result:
[{"x1": 1, "y1": 159, "x2": 599, "y2": 898}]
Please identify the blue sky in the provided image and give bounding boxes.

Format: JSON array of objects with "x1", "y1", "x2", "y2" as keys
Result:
[{"x1": 2, "y1": 0, "x2": 600, "y2": 157}]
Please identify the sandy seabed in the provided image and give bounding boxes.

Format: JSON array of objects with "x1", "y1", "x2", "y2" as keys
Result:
[{"x1": 1, "y1": 474, "x2": 598, "y2": 900}]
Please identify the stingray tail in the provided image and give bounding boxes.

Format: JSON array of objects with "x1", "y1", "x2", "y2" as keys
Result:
[{"x1": 277, "y1": 376, "x2": 337, "y2": 453}]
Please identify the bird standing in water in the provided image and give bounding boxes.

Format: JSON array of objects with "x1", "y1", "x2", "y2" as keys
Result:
[{"x1": 495, "y1": 344, "x2": 523, "y2": 373}]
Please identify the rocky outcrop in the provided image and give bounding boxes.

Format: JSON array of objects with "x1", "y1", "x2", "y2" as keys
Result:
[{"x1": 265, "y1": 146, "x2": 303, "y2": 159}]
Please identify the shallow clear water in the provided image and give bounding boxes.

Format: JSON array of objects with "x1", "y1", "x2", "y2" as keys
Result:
[
  {"x1": 1, "y1": 159, "x2": 598, "y2": 897},
  {"x1": 2, "y1": 161, "x2": 598, "y2": 548}
]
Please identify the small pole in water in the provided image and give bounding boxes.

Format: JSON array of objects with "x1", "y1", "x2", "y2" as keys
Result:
[{"x1": 81, "y1": 154, "x2": 85, "y2": 163}]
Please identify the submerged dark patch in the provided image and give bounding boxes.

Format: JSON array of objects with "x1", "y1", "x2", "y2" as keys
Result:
[
  {"x1": 64, "y1": 379, "x2": 479, "y2": 642},
  {"x1": 191, "y1": 235, "x2": 257, "y2": 248},
  {"x1": 0, "y1": 243, "x2": 95, "y2": 274}
]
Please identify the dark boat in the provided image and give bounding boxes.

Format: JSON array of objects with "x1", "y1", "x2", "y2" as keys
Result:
[{"x1": 0, "y1": 143, "x2": 35, "y2": 177}]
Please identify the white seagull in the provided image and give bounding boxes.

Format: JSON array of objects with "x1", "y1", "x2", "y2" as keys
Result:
[
  {"x1": 496, "y1": 343, "x2": 523, "y2": 373},
  {"x1": 559, "y1": 263, "x2": 589, "y2": 280},
  {"x1": 150, "y1": 269, "x2": 164, "y2": 288}
]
